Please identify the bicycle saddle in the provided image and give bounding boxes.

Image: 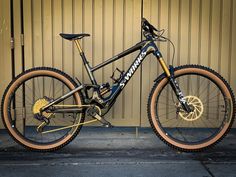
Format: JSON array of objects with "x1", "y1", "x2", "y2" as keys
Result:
[{"x1": 60, "y1": 33, "x2": 90, "y2": 40}]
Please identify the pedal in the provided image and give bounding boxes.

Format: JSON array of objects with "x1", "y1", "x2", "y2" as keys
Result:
[
  {"x1": 86, "y1": 106, "x2": 113, "y2": 127},
  {"x1": 93, "y1": 113, "x2": 113, "y2": 127}
]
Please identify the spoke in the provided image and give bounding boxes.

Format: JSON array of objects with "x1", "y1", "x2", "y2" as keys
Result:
[
  {"x1": 14, "y1": 92, "x2": 33, "y2": 105},
  {"x1": 37, "y1": 77, "x2": 42, "y2": 98},
  {"x1": 190, "y1": 76, "x2": 194, "y2": 95},
  {"x1": 200, "y1": 90, "x2": 220, "y2": 103},
  {"x1": 158, "y1": 109, "x2": 177, "y2": 118},
  {"x1": 196, "y1": 79, "x2": 210, "y2": 97},
  {"x1": 201, "y1": 93, "x2": 222, "y2": 104},
  {"x1": 54, "y1": 84, "x2": 65, "y2": 98},
  {"x1": 202, "y1": 99, "x2": 225, "y2": 105},
  {"x1": 24, "y1": 83, "x2": 41, "y2": 99},
  {"x1": 49, "y1": 78, "x2": 53, "y2": 97},
  {"x1": 160, "y1": 117, "x2": 178, "y2": 125},
  {"x1": 193, "y1": 76, "x2": 206, "y2": 96}
]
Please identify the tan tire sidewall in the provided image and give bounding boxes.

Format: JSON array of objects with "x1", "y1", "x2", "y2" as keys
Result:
[
  {"x1": 3, "y1": 69, "x2": 82, "y2": 150},
  {"x1": 150, "y1": 67, "x2": 233, "y2": 150}
]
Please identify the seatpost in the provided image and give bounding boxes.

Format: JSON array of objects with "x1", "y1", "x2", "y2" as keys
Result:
[
  {"x1": 74, "y1": 39, "x2": 87, "y2": 64},
  {"x1": 74, "y1": 40, "x2": 83, "y2": 54}
]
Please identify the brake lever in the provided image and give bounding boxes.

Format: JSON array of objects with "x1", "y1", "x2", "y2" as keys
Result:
[
  {"x1": 153, "y1": 35, "x2": 167, "y2": 42},
  {"x1": 157, "y1": 38, "x2": 167, "y2": 42}
]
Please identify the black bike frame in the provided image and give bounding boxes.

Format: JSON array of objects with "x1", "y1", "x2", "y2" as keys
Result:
[
  {"x1": 42, "y1": 37, "x2": 192, "y2": 114},
  {"x1": 41, "y1": 38, "x2": 165, "y2": 112}
]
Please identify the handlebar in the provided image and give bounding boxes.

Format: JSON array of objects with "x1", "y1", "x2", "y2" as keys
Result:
[
  {"x1": 142, "y1": 18, "x2": 176, "y2": 66},
  {"x1": 141, "y1": 18, "x2": 166, "y2": 41}
]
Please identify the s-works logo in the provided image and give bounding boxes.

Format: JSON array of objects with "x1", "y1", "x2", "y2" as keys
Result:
[{"x1": 120, "y1": 51, "x2": 146, "y2": 88}]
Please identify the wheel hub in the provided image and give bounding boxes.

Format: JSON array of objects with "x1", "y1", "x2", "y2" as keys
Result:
[{"x1": 178, "y1": 95, "x2": 204, "y2": 122}]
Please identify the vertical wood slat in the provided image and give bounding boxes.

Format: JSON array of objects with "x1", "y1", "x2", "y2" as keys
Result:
[
  {"x1": 73, "y1": 0, "x2": 84, "y2": 82},
  {"x1": 23, "y1": 0, "x2": 33, "y2": 70},
  {"x1": 103, "y1": 0, "x2": 114, "y2": 120},
  {"x1": 123, "y1": 0, "x2": 133, "y2": 121},
  {"x1": 220, "y1": 0, "x2": 231, "y2": 81},
  {"x1": 93, "y1": 0, "x2": 103, "y2": 84},
  {"x1": 42, "y1": 0, "x2": 53, "y2": 67},
  {"x1": 132, "y1": 0, "x2": 142, "y2": 125},
  {"x1": 32, "y1": 0, "x2": 43, "y2": 67},
  {"x1": 62, "y1": 0, "x2": 73, "y2": 76},
  {"x1": 140, "y1": 0, "x2": 151, "y2": 126},
  {"x1": 83, "y1": 0, "x2": 93, "y2": 84},
  {"x1": 113, "y1": 0, "x2": 125, "y2": 121},
  {"x1": 13, "y1": 0, "x2": 22, "y2": 76},
  {"x1": 0, "y1": 0, "x2": 12, "y2": 128},
  {"x1": 230, "y1": 0, "x2": 236, "y2": 125},
  {"x1": 52, "y1": 0, "x2": 63, "y2": 70}
]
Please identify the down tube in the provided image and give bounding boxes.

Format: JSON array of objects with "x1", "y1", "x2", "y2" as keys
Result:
[{"x1": 107, "y1": 48, "x2": 153, "y2": 104}]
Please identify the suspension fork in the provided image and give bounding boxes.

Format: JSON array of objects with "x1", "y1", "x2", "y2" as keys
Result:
[{"x1": 154, "y1": 51, "x2": 192, "y2": 113}]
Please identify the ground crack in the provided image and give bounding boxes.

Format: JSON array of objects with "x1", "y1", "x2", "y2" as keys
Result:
[{"x1": 200, "y1": 161, "x2": 215, "y2": 177}]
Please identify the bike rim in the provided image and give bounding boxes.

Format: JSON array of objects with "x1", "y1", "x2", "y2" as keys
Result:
[
  {"x1": 150, "y1": 68, "x2": 233, "y2": 150},
  {"x1": 3, "y1": 70, "x2": 82, "y2": 149}
]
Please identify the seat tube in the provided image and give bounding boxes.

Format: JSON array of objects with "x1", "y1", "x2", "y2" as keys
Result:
[{"x1": 74, "y1": 40, "x2": 97, "y2": 85}]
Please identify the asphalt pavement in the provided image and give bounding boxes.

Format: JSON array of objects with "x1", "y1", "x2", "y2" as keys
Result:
[{"x1": 0, "y1": 127, "x2": 236, "y2": 177}]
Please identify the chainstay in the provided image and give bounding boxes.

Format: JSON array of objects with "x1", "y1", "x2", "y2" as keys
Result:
[{"x1": 38, "y1": 104, "x2": 101, "y2": 134}]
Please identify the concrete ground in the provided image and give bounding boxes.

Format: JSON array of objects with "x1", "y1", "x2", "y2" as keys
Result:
[{"x1": 0, "y1": 127, "x2": 236, "y2": 177}]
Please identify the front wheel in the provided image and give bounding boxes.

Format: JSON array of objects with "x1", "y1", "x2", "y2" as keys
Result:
[{"x1": 148, "y1": 65, "x2": 235, "y2": 152}]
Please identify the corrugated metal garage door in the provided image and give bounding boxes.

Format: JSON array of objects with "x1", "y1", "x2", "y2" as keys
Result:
[{"x1": 0, "y1": 0, "x2": 236, "y2": 128}]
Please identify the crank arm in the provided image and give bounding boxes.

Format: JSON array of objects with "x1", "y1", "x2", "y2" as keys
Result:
[{"x1": 92, "y1": 113, "x2": 112, "y2": 127}]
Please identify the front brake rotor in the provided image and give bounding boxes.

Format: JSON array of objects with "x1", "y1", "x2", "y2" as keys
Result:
[{"x1": 177, "y1": 95, "x2": 204, "y2": 122}]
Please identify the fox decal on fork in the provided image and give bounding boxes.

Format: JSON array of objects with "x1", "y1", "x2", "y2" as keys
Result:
[{"x1": 1, "y1": 18, "x2": 235, "y2": 152}]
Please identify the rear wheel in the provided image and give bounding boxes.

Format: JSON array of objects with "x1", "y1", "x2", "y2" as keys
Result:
[
  {"x1": 1, "y1": 67, "x2": 85, "y2": 151},
  {"x1": 148, "y1": 65, "x2": 235, "y2": 152}
]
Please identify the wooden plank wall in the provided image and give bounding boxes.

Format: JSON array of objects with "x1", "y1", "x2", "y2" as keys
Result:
[{"x1": 0, "y1": 0, "x2": 235, "y2": 128}]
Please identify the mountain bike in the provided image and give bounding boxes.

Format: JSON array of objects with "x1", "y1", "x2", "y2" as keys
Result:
[{"x1": 1, "y1": 18, "x2": 235, "y2": 152}]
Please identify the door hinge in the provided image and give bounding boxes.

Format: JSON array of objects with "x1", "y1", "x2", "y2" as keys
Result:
[
  {"x1": 10, "y1": 37, "x2": 14, "y2": 49},
  {"x1": 20, "y1": 34, "x2": 24, "y2": 46}
]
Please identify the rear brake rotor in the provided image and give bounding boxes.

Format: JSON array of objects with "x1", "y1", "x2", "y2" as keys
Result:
[{"x1": 32, "y1": 97, "x2": 53, "y2": 121}]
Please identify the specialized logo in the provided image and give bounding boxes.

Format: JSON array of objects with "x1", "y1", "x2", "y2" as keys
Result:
[{"x1": 120, "y1": 51, "x2": 146, "y2": 88}]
